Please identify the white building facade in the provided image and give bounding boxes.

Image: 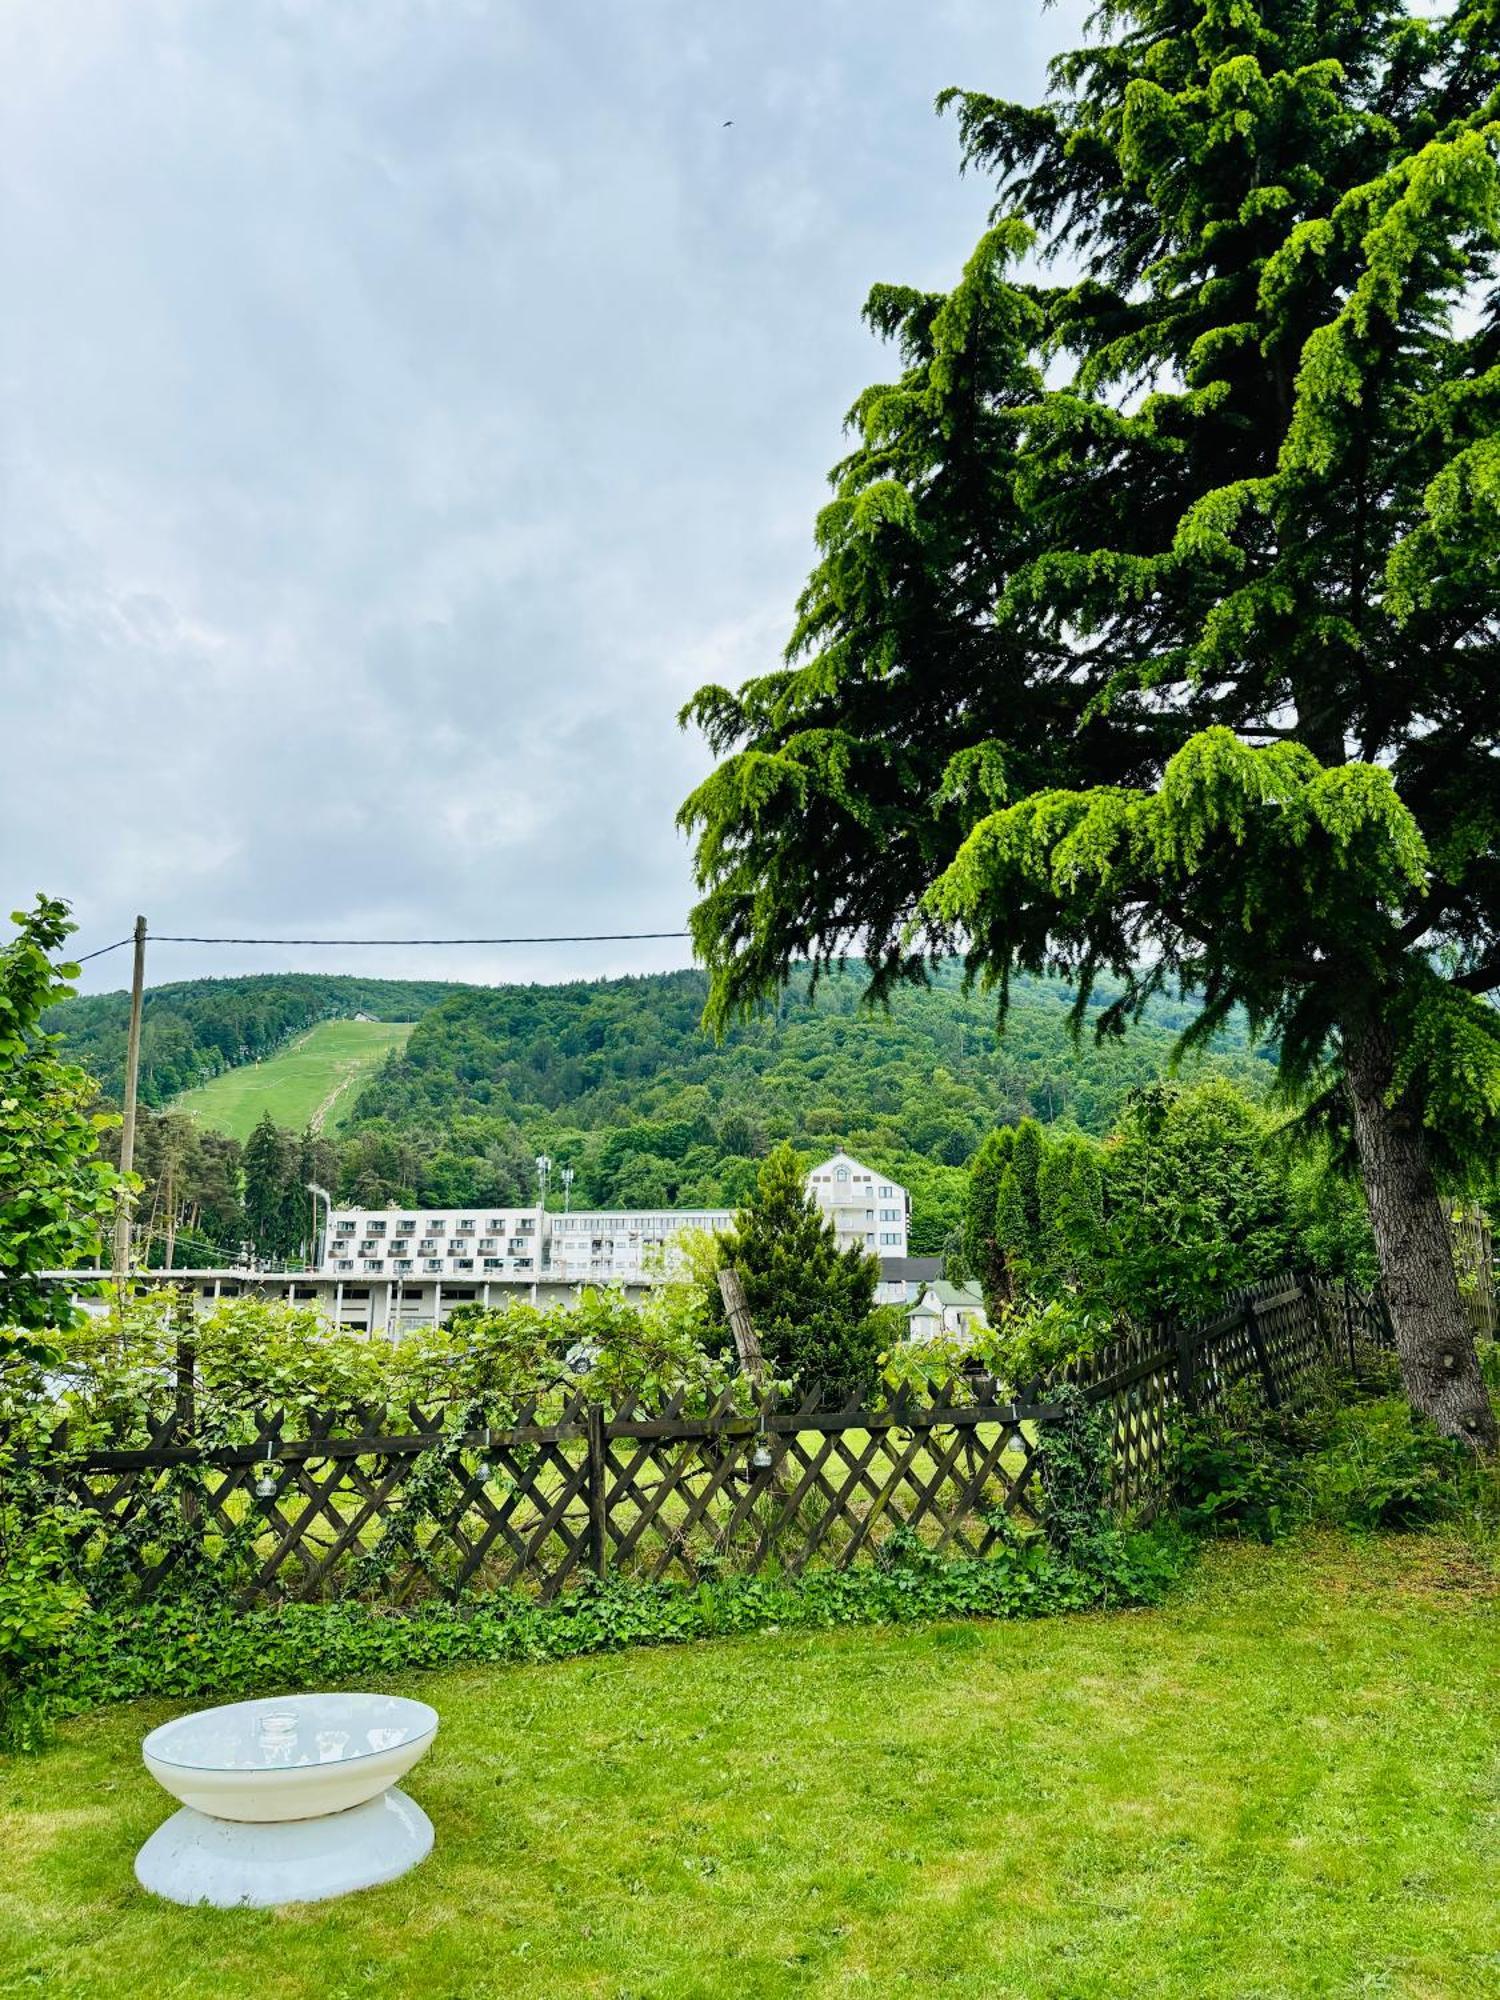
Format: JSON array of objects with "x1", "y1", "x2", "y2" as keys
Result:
[
  {"x1": 805, "y1": 1150, "x2": 910, "y2": 1260},
  {"x1": 54, "y1": 1155, "x2": 914, "y2": 1332}
]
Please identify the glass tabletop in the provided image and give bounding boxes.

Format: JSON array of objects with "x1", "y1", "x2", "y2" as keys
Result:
[{"x1": 143, "y1": 1693, "x2": 438, "y2": 1773}]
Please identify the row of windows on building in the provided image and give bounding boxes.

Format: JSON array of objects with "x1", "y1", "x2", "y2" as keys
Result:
[
  {"x1": 332, "y1": 1257, "x2": 537, "y2": 1276},
  {"x1": 333, "y1": 1217, "x2": 536, "y2": 1238}
]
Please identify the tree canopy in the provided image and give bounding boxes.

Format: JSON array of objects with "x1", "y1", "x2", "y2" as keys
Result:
[
  {"x1": 0, "y1": 901, "x2": 124, "y2": 1328},
  {"x1": 679, "y1": 0, "x2": 1499, "y2": 1445}
]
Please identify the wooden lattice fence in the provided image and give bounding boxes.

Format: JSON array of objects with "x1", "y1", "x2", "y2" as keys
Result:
[
  {"x1": 27, "y1": 1271, "x2": 1389, "y2": 1607},
  {"x1": 1064, "y1": 1273, "x2": 1365, "y2": 1505},
  {"x1": 37, "y1": 1379, "x2": 1065, "y2": 1607}
]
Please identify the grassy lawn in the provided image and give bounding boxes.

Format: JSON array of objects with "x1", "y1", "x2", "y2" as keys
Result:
[
  {"x1": 1, "y1": 1533, "x2": 1495, "y2": 2000},
  {"x1": 170, "y1": 1020, "x2": 414, "y2": 1142}
]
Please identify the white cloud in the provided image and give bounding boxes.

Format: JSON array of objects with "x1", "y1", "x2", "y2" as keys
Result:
[{"x1": 0, "y1": 0, "x2": 1082, "y2": 992}]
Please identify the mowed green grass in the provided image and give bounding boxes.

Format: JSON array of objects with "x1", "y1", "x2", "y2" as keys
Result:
[
  {"x1": 2, "y1": 1533, "x2": 1495, "y2": 2000},
  {"x1": 170, "y1": 1020, "x2": 415, "y2": 1142}
]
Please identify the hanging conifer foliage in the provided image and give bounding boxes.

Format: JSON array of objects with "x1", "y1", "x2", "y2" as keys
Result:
[{"x1": 681, "y1": 1, "x2": 1500, "y2": 1447}]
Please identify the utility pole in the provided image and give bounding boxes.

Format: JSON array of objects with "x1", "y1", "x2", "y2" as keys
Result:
[
  {"x1": 112, "y1": 915, "x2": 148, "y2": 1281},
  {"x1": 163, "y1": 1136, "x2": 177, "y2": 1272}
]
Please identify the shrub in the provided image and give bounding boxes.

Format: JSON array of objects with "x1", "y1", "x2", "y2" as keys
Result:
[
  {"x1": 1171, "y1": 1407, "x2": 1297, "y2": 1543},
  {"x1": 1301, "y1": 1398, "x2": 1466, "y2": 1532},
  {"x1": 990, "y1": 1292, "x2": 1115, "y2": 1389},
  {"x1": 1172, "y1": 1382, "x2": 1483, "y2": 1540}
]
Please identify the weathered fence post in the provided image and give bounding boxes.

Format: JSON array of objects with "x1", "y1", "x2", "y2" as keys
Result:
[
  {"x1": 717, "y1": 1268, "x2": 765, "y2": 1391},
  {"x1": 1242, "y1": 1299, "x2": 1281, "y2": 1409},
  {"x1": 173, "y1": 1283, "x2": 201, "y2": 1531},
  {"x1": 1174, "y1": 1319, "x2": 1199, "y2": 1415},
  {"x1": 174, "y1": 1336, "x2": 196, "y2": 1439},
  {"x1": 585, "y1": 1400, "x2": 609, "y2": 1581}
]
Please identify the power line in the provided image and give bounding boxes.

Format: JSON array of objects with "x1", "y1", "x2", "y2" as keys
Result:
[
  {"x1": 151, "y1": 930, "x2": 692, "y2": 946},
  {"x1": 75, "y1": 929, "x2": 691, "y2": 955}
]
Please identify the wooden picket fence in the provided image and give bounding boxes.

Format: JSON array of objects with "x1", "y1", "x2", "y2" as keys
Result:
[{"x1": 24, "y1": 1267, "x2": 1390, "y2": 1608}]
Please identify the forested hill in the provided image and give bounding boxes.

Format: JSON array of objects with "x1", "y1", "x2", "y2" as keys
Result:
[
  {"x1": 44, "y1": 974, "x2": 475, "y2": 1105},
  {"x1": 338, "y1": 966, "x2": 1272, "y2": 1246}
]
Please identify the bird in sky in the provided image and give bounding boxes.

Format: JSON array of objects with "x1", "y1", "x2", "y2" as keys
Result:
[{"x1": 723, "y1": 119, "x2": 733, "y2": 127}]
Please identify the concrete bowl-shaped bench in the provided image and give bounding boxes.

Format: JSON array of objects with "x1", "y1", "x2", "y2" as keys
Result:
[{"x1": 136, "y1": 1692, "x2": 439, "y2": 1906}]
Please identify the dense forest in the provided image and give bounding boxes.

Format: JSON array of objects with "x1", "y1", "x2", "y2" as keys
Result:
[
  {"x1": 68, "y1": 964, "x2": 1274, "y2": 1259},
  {"x1": 340, "y1": 967, "x2": 1272, "y2": 1251},
  {"x1": 44, "y1": 974, "x2": 469, "y2": 1104}
]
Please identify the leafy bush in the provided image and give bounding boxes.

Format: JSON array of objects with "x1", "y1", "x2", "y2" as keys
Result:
[
  {"x1": 1301, "y1": 1399, "x2": 1466, "y2": 1532},
  {"x1": 875, "y1": 1292, "x2": 1113, "y2": 1400},
  {"x1": 1172, "y1": 1383, "x2": 1481, "y2": 1541},
  {"x1": 990, "y1": 1292, "x2": 1115, "y2": 1389},
  {"x1": 1171, "y1": 1409, "x2": 1299, "y2": 1543},
  {"x1": 0, "y1": 1333, "x2": 88, "y2": 1748}
]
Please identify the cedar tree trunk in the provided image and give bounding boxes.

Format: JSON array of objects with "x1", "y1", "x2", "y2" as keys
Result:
[{"x1": 1344, "y1": 1019, "x2": 1497, "y2": 1453}]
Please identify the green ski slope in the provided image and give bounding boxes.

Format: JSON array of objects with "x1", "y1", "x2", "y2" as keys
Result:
[{"x1": 171, "y1": 1019, "x2": 414, "y2": 1141}]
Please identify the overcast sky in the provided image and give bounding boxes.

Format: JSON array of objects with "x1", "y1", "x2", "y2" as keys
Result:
[{"x1": 2, "y1": 0, "x2": 1083, "y2": 997}]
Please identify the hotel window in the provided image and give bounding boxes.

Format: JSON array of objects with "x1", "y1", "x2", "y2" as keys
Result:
[
  {"x1": 454, "y1": 1257, "x2": 474, "y2": 1271},
  {"x1": 336, "y1": 1259, "x2": 354, "y2": 1273},
  {"x1": 336, "y1": 1220, "x2": 357, "y2": 1235},
  {"x1": 427, "y1": 1219, "x2": 446, "y2": 1233},
  {"x1": 367, "y1": 1220, "x2": 387, "y2": 1234},
  {"x1": 393, "y1": 1259, "x2": 413, "y2": 1273},
  {"x1": 364, "y1": 1259, "x2": 384, "y2": 1273},
  {"x1": 424, "y1": 1259, "x2": 443, "y2": 1273},
  {"x1": 880, "y1": 1232, "x2": 900, "y2": 1246},
  {"x1": 878, "y1": 1185, "x2": 893, "y2": 1198},
  {"x1": 399, "y1": 1219, "x2": 417, "y2": 1233},
  {"x1": 483, "y1": 1258, "x2": 504, "y2": 1271},
  {"x1": 880, "y1": 1209, "x2": 900, "y2": 1223}
]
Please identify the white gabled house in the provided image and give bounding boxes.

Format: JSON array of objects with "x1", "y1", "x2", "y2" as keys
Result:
[{"x1": 905, "y1": 1280, "x2": 989, "y2": 1342}]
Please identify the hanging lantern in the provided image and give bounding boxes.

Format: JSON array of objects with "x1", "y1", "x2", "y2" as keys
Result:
[
  {"x1": 253, "y1": 1441, "x2": 277, "y2": 1501},
  {"x1": 751, "y1": 1438, "x2": 773, "y2": 1473}
]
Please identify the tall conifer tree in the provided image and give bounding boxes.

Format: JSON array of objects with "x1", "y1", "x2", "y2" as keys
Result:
[
  {"x1": 681, "y1": 1, "x2": 1500, "y2": 1445},
  {"x1": 716, "y1": 1142, "x2": 881, "y2": 1389}
]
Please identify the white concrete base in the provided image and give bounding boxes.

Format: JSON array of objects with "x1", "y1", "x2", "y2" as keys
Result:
[{"x1": 135, "y1": 1787, "x2": 433, "y2": 1908}]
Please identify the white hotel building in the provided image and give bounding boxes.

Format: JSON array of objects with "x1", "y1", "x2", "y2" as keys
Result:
[{"x1": 57, "y1": 1151, "x2": 922, "y2": 1333}]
